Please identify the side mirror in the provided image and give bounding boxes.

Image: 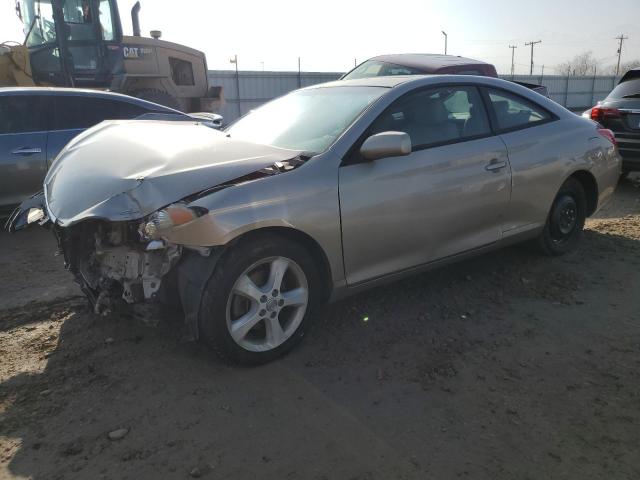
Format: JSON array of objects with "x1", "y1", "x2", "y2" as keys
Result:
[{"x1": 359, "y1": 131, "x2": 411, "y2": 161}]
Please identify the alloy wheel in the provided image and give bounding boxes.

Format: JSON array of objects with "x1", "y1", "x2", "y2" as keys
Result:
[{"x1": 225, "y1": 256, "x2": 309, "y2": 352}]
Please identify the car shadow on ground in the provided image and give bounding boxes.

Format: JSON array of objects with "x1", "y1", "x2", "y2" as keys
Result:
[{"x1": 2, "y1": 222, "x2": 640, "y2": 479}]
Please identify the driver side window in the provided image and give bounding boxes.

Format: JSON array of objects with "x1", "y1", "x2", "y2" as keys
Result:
[{"x1": 369, "y1": 85, "x2": 491, "y2": 150}]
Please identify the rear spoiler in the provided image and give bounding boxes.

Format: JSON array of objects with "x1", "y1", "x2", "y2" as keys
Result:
[{"x1": 512, "y1": 81, "x2": 549, "y2": 98}]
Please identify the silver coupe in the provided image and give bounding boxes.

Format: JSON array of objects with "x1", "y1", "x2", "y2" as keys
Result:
[{"x1": 8, "y1": 75, "x2": 621, "y2": 364}]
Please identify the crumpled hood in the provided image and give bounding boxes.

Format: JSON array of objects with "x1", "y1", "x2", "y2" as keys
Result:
[{"x1": 44, "y1": 120, "x2": 304, "y2": 226}]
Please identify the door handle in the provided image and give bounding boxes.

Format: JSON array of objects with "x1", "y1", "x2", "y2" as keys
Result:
[
  {"x1": 485, "y1": 159, "x2": 507, "y2": 172},
  {"x1": 12, "y1": 147, "x2": 43, "y2": 155}
]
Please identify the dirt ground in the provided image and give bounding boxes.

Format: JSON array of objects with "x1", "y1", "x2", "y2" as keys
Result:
[{"x1": 1, "y1": 177, "x2": 639, "y2": 480}]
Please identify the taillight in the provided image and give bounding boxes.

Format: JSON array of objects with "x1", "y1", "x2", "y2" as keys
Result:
[
  {"x1": 590, "y1": 106, "x2": 620, "y2": 122},
  {"x1": 597, "y1": 128, "x2": 617, "y2": 147}
]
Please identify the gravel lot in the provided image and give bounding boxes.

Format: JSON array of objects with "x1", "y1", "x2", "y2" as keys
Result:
[{"x1": 1, "y1": 177, "x2": 639, "y2": 480}]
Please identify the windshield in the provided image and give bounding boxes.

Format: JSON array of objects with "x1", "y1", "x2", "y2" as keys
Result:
[
  {"x1": 22, "y1": 0, "x2": 57, "y2": 47},
  {"x1": 225, "y1": 86, "x2": 386, "y2": 153},
  {"x1": 608, "y1": 78, "x2": 640, "y2": 99},
  {"x1": 343, "y1": 60, "x2": 424, "y2": 80}
]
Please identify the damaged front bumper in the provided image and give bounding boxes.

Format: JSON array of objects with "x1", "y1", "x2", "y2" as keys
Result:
[
  {"x1": 8, "y1": 194, "x2": 224, "y2": 340},
  {"x1": 55, "y1": 218, "x2": 184, "y2": 314}
]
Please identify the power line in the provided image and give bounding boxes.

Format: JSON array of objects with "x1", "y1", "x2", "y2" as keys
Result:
[
  {"x1": 509, "y1": 45, "x2": 517, "y2": 77},
  {"x1": 524, "y1": 40, "x2": 542, "y2": 75},
  {"x1": 615, "y1": 34, "x2": 628, "y2": 75}
]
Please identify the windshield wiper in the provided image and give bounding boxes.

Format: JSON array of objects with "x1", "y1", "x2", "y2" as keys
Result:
[{"x1": 622, "y1": 93, "x2": 640, "y2": 99}]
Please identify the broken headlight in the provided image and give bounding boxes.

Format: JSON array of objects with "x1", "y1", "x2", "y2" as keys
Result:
[{"x1": 141, "y1": 204, "x2": 206, "y2": 240}]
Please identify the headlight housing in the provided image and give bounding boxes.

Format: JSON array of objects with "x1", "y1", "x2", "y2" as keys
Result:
[{"x1": 142, "y1": 204, "x2": 204, "y2": 240}]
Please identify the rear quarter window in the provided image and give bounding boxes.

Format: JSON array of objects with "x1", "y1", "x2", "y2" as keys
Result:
[
  {"x1": 607, "y1": 78, "x2": 640, "y2": 99},
  {"x1": 486, "y1": 89, "x2": 552, "y2": 131}
]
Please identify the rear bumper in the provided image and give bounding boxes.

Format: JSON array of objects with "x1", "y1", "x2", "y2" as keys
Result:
[
  {"x1": 620, "y1": 155, "x2": 640, "y2": 171},
  {"x1": 614, "y1": 134, "x2": 640, "y2": 171},
  {"x1": 618, "y1": 148, "x2": 640, "y2": 171}
]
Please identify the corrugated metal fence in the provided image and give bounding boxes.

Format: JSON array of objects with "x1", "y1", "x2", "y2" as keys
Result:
[
  {"x1": 507, "y1": 74, "x2": 621, "y2": 111},
  {"x1": 209, "y1": 70, "x2": 622, "y2": 123},
  {"x1": 208, "y1": 70, "x2": 341, "y2": 122}
]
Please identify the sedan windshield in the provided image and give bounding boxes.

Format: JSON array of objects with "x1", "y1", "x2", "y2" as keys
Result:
[
  {"x1": 225, "y1": 86, "x2": 386, "y2": 153},
  {"x1": 343, "y1": 60, "x2": 424, "y2": 80}
]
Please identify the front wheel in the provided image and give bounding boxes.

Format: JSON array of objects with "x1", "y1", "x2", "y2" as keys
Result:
[
  {"x1": 535, "y1": 178, "x2": 587, "y2": 256},
  {"x1": 198, "y1": 234, "x2": 322, "y2": 365}
]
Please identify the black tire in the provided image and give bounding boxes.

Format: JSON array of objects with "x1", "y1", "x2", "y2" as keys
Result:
[
  {"x1": 536, "y1": 178, "x2": 587, "y2": 256},
  {"x1": 198, "y1": 233, "x2": 322, "y2": 365},
  {"x1": 129, "y1": 88, "x2": 181, "y2": 111}
]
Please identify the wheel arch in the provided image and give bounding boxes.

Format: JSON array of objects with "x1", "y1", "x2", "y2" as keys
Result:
[
  {"x1": 227, "y1": 226, "x2": 334, "y2": 302},
  {"x1": 567, "y1": 169, "x2": 598, "y2": 216}
]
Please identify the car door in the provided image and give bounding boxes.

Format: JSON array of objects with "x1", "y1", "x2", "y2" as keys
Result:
[
  {"x1": 47, "y1": 95, "x2": 149, "y2": 166},
  {"x1": 0, "y1": 94, "x2": 51, "y2": 209},
  {"x1": 481, "y1": 87, "x2": 560, "y2": 232},
  {"x1": 339, "y1": 85, "x2": 511, "y2": 285}
]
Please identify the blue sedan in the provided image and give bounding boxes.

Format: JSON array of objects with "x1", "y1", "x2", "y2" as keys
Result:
[{"x1": 0, "y1": 87, "x2": 220, "y2": 214}]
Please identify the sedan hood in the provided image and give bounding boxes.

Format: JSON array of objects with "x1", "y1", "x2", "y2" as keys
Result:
[{"x1": 44, "y1": 120, "x2": 304, "y2": 226}]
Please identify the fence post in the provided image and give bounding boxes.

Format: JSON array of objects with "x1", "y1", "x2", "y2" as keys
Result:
[
  {"x1": 590, "y1": 67, "x2": 597, "y2": 107},
  {"x1": 564, "y1": 74, "x2": 570, "y2": 107}
]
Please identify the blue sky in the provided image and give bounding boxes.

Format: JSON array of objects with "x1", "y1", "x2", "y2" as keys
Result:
[{"x1": 2, "y1": 0, "x2": 639, "y2": 74}]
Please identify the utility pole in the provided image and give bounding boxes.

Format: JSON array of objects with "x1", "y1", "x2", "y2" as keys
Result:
[
  {"x1": 525, "y1": 40, "x2": 541, "y2": 75},
  {"x1": 230, "y1": 54, "x2": 240, "y2": 117},
  {"x1": 615, "y1": 34, "x2": 628, "y2": 75},
  {"x1": 509, "y1": 45, "x2": 517, "y2": 78},
  {"x1": 441, "y1": 31, "x2": 448, "y2": 55}
]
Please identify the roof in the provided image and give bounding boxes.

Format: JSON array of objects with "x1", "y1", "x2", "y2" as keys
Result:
[
  {"x1": 368, "y1": 53, "x2": 492, "y2": 72},
  {"x1": 308, "y1": 75, "x2": 426, "y2": 89},
  {"x1": 0, "y1": 87, "x2": 179, "y2": 112},
  {"x1": 0, "y1": 86, "x2": 127, "y2": 97}
]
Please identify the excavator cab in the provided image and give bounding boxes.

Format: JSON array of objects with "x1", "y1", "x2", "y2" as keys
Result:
[{"x1": 17, "y1": 0, "x2": 123, "y2": 87}]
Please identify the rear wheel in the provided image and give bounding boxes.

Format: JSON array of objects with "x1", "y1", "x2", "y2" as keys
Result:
[
  {"x1": 198, "y1": 234, "x2": 322, "y2": 365},
  {"x1": 536, "y1": 178, "x2": 587, "y2": 256},
  {"x1": 129, "y1": 88, "x2": 181, "y2": 111}
]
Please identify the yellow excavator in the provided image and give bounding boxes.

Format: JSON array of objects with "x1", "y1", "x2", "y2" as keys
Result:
[{"x1": 0, "y1": 0, "x2": 222, "y2": 112}]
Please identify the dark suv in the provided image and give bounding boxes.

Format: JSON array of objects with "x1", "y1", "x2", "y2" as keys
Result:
[{"x1": 587, "y1": 69, "x2": 640, "y2": 174}]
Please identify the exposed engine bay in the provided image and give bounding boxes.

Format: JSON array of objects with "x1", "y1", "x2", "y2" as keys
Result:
[{"x1": 57, "y1": 220, "x2": 183, "y2": 315}]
